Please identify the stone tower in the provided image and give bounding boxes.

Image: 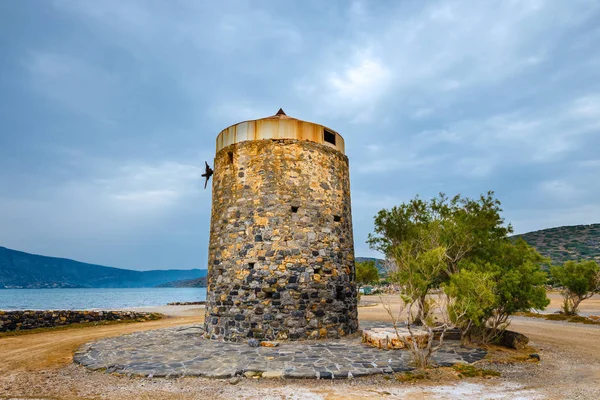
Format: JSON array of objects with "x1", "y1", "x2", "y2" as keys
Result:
[{"x1": 204, "y1": 109, "x2": 357, "y2": 342}]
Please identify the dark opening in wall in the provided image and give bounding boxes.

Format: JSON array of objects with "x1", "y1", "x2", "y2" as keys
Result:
[
  {"x1": 227, "y1": 151, "x2": 234, "y2": 165},
  {"x1": 248, "y1": 262, "x2": 255, "y2": 270},
  {"x1": 334, "y1": 215, "x2": 341, "y2": 222},
  {"x1": 324, "y1": 129, "x2": 336, "y2": 145},
  {"x1": 335, "y1": 286, "x2": 345, "y2": 301},
  {"x1": 291, "y1": 205, "x2": 299, "y2": 213}
]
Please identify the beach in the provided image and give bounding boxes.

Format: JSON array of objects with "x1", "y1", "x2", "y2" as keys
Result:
[{"x1": 1, "y1": 292, "x2": 599, "y2": 399}]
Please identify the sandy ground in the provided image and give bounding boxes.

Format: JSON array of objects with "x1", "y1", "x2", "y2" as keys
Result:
[
  {"x1": 122, "y1": 304, "x2": 203, "y2": 317},
  {"x1": 0, "y1": 292, "x2": 599, "y2": 399},
  {"x1": 0, "y1": 315, "x2": 201, "y2": 374}
]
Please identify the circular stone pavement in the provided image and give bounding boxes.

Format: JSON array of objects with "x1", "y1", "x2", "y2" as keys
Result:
[{"x1": 73, "y1": 322, "x2": 486, "y2": 379}]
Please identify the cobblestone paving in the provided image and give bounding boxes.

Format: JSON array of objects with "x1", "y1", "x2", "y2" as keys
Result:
[{"x1": 73, "y1": 322, "x2": 486, "y2": 379}]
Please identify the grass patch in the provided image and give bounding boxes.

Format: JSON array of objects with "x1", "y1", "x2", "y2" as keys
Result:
[
  {"x1": 0, "y1": 313, "x2": 164, "y2": 338},
  {"x1": 517, "y1": 312, "x2": 600, "y2": 325},
  {"x1": 396, "y1": 371, "x2": 430, "y2": 382},
  {"x1": 452, "y1": 364, "x2": 501, "y2": 378}
]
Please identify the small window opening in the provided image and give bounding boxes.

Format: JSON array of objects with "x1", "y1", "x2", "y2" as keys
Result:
[
  {"x1": 333, "y1": 215, "x2": 341, "y2": 222},
  {"x1": 291, "y1": 205, "x2": 299, "y2": 213},
  {"x1": 324, "y1": 129, "x2": 336, "y2": 145},
  {"x1": 227, "y1": 151, "x2": 234, "y2": 165},
  {"x1": 248, "y1": 262, "x2": 255, "y2": 270}
]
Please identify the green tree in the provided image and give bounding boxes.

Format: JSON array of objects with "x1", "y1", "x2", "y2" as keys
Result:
[
  {"x1": 369, "y1": 192, "x2": 549, "y2": 343},
  {"x1": 355, "y1": 260, "x2": 379, "y2": 297},
  {"x1": 551, "y1": 260, "x2": 600, "y2": 315},
  {"x1": 368, "y1": 191, "x2": 512, "y2": 325}
]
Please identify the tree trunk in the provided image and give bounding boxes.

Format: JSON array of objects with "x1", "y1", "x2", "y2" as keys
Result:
[{"x1": 414, "y1": 293, "x2": 428, "y2": 325}]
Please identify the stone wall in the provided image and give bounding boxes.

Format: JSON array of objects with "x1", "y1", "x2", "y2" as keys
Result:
[
  {"x1": 205, "y1": 138, "x2": 358, "y2": 342},
  {"x1": 0, "y1": 310, "x2": 159, "y2": 332}
]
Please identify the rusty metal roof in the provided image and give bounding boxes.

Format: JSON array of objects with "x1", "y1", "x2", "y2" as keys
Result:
[{"x1": 215, "y1": 109, "x2": 345, "y2": 154}]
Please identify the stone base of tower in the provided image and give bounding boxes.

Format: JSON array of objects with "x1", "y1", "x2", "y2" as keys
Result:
[
  {"x1": 204, "y1": 139, "x2": 358, "y2": 342},
  {"x1": 204, "y1": 280, "x2": 359, "y2": 342}
]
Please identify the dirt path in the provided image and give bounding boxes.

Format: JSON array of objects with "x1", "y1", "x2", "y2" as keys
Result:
[
  {"x1": 507, "y1": 317, "x2": 600, "y2": 399},
  {"x1": 0, "y1": 314, "x2": 203, "y2": 373}
]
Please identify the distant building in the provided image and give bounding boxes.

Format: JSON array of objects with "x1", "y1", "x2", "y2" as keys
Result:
[{"x1": 204, "y1": 109, "x2": 358, "y2": 341}]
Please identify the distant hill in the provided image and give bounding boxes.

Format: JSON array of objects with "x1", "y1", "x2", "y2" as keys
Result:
[
  {"x1": 515, "y1": 223, "x2": 600, "y2": 265},
  {"x1": 156, "y1": 276, "x2": 207, "y2": 288},
  {"x1": 0, "y1": 246, "x2": 207, "y2": 289}
]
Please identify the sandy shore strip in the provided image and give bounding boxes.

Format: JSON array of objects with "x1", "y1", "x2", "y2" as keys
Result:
[{"x1": 120, "y1": 304, "x2": 205, "y2": 317}]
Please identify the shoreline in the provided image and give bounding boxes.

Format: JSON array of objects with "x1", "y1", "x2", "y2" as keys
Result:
[
  {"x1": 0, "y1": 304, "x2": 205, "y2": 314},
  {"x1": 0, "y1": 304, "x2": 204, "y2": 323}
]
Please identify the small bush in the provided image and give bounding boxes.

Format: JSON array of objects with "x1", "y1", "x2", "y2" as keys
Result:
[
  {"x1": 452, "y1": 364, "x2": 500, "y2": 378},
  {"x1": 396, "y1": 371, "x2": 430, "y2": 382}
]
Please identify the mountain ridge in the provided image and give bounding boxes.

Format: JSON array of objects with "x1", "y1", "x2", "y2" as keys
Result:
[
  {"x1": 514, "y1": 223, "x2": 600, "y2": 265},
  {"x1": 0, "y1": 245, "x2": 207, "y2": 289},
  {"x1": 156, "y1": 277, "x2": 207, "y2": 288}
]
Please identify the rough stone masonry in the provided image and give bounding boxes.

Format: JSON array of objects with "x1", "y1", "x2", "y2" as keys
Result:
[
  {"x1": 204, "y1": 112, "x2": 358, "y2": 342},
  {"x1": 0, "y1": 310, "x2": 158, "y2": 332}
]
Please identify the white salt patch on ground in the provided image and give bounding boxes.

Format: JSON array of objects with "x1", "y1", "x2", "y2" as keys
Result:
[
  {"x1": 422, "y1": 382, "x2": 545, "y2": 399},
  {"x1": 254, "y1": 389, "x2": 325, "y2": 400},
  {"x1": 248, "y1": 381, "x2": 546, "y2": 400}
]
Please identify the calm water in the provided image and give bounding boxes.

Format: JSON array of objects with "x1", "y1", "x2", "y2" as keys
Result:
[{"x1": 0, "y1": 288, "x2": 207, "y2": 310}]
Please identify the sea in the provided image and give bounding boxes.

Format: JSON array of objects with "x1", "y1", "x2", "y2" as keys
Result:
[{"x1": 0, "y1": 288, "x2": 207, "y2": 310}]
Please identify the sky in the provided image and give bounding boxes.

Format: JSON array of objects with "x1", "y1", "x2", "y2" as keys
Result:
[{"x1": 1, "y1": 0, "x2": 600, "y2": 271}]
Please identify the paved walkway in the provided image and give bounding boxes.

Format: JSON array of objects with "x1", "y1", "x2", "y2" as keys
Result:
[{"x1": 74, "y1": 322, "x2": 486, "y2": 379}]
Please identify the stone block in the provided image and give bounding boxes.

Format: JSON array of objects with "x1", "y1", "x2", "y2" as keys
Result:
[
  {"x1": 362, "y1": 327, "x2": 430, "y2": 350},
  {"x1": 262, "y1": 370, "x2": 283, "y2": 379},
  {"x1": 260, "y1": 341, "x2": 279, "y2": 347}
]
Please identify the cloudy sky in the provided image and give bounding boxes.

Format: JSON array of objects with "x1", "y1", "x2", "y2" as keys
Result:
[{"x1": 1, "y1": 0, "x2": 599, "y2": 271}]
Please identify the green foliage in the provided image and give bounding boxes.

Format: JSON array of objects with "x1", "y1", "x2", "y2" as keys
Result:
[
  {"x1": 444, "y1": 268, "x2": 497, "y2": 336},
  {"x1": 390, "y1": 246, "x2": 447, "y2": 302},
  {"x1": 480, "y1": 239, "x2": 550, "y2": 319},
  {"x1": 355, "y1": 257, "x2": 386, "y2": 276},
  {"x1": 355, "y1": 260, "x2": 380, "y2": 287},
  {"x1": 368, "y1": 191, "x2": 513, "y2": 274},
  {"x1": 369, "y1": 191, "x2": 549, "y2": 343},
  {"x1": 444, "y1": 240, "x2": 550, "y2": 341},
  {"x1": 550, "y1": 260, "x2": 600, "y2": 315}
]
